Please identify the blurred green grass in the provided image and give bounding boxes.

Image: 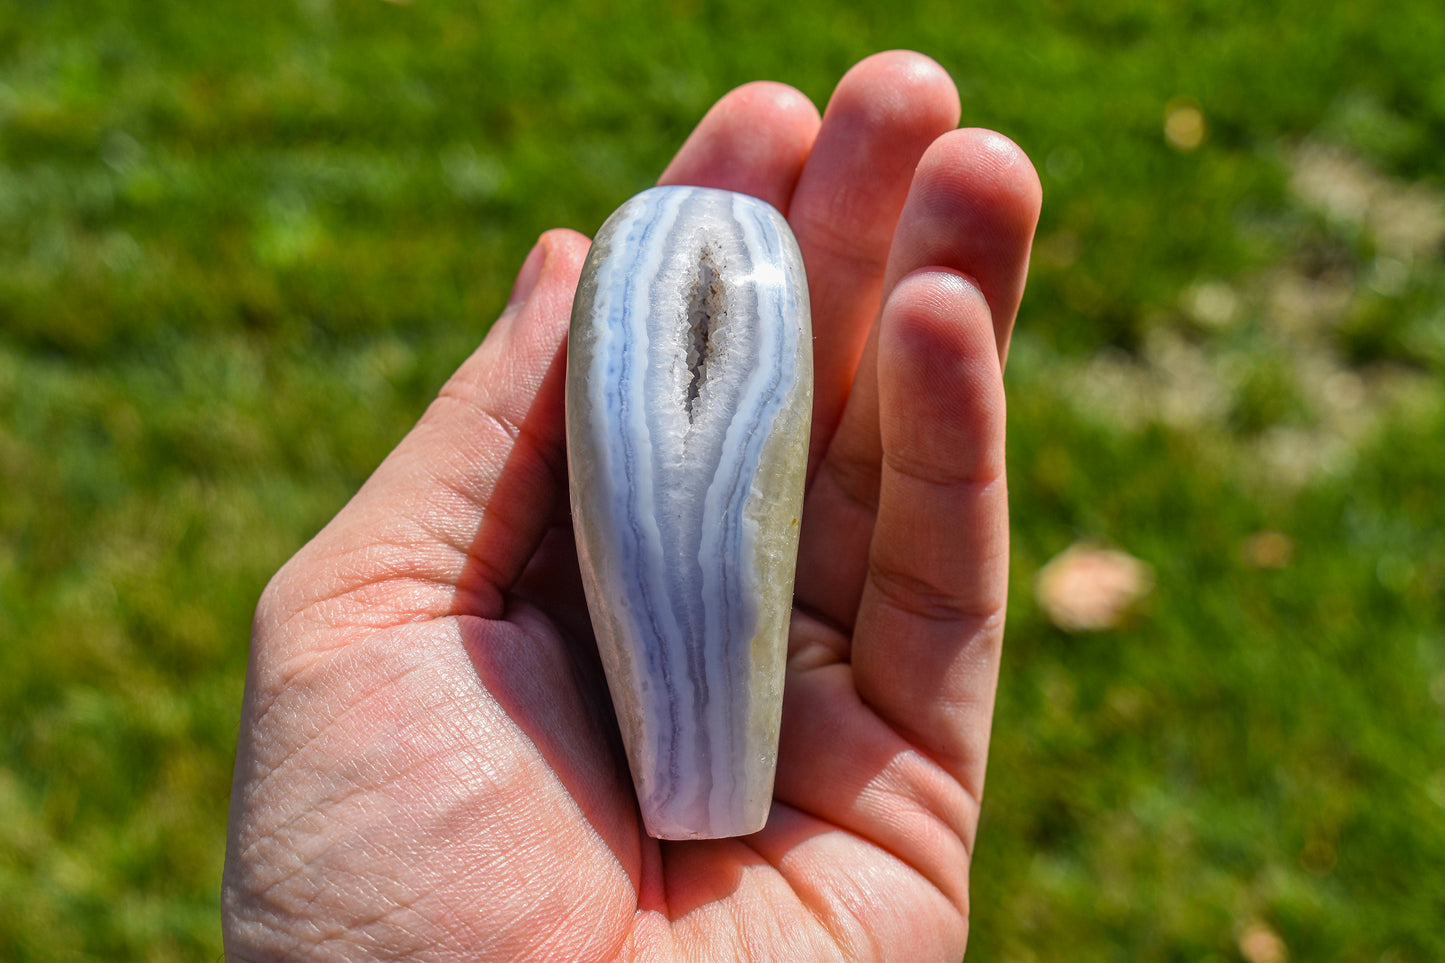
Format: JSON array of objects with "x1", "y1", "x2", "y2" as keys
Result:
[{"x1": 2, "y1": 0, "x2": 1443, "y2": 959}]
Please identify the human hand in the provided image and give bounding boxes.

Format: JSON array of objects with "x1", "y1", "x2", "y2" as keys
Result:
[{"x1": 222, "y1": 50, "x2": 1041, "y2": 962}]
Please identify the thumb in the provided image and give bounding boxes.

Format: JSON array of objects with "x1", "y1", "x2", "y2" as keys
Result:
[{"x1": 258, "y1": 228, "x2": 592, "y2": 657}]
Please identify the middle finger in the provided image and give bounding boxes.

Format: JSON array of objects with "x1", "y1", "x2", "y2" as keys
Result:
[{"x1": 784, "y1": 50, "x2": 961, "y2": 477}]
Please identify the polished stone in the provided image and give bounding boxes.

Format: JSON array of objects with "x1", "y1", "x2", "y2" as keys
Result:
[{"x1": 566, "y1": 186, "x2": 812, "y2": 839}]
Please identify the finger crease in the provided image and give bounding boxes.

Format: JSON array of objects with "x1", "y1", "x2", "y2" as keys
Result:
[
  {"x1": 819, "y1": 447, "x2": 882, "y2": 514},
  {"x1": 867, "y1": 560, "x2": 1004, "y2": 626},
  {"x1": 795, "y1": 212, "x2": 892, "y2": 283},
  {"x1": 882, "y1": 448, "x2": 1003, "y2": 492}
]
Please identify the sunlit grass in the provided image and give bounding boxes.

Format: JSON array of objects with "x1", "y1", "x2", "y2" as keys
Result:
[{"x1": 2, "y1": 0, "x2": 1442, "y2": 958}]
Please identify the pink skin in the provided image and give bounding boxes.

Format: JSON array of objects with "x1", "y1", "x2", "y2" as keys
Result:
[{"x1": 223, "y1": 50, "x2": 1042, "y2": 962}]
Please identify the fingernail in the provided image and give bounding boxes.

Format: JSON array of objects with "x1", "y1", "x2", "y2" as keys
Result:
[{"x1": 506, "y1": 237, "x2": 548, "y2": 310}]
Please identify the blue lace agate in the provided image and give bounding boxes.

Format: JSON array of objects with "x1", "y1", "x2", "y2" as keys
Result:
[{"x1": 566, "y1": 186, "x2": 812, "y2": 839}]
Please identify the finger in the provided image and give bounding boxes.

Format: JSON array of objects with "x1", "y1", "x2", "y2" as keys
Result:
[
  {"x1": 851, "y1": 270, "x2": 1009, "y2": 799},
  {"x1": 880, "y1": 129, "x2": 1041, "y2": 364},
  {"x1": 658, "y1": 80, "x2": 820, "y2": 212},
  {"x1": 259, "y1": 230, "x2": 592, "y2": 650},
  {"x1": 786, "y1": 50, "x2": 961, "y2": 477},
  {"x1": 795, "y1": 129, "x2": 1040, "y2": 630}
]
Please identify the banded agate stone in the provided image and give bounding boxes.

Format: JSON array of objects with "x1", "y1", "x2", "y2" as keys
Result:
[{"x1": 566, "y1": 186, "x2": 812, "y2": 839}]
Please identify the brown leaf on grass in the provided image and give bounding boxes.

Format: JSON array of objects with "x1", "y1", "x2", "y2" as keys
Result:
[
  {"x1": 1238, "y1": 920, "x2": 1288, "y2": 963},
  {"x1": 1240, "y1": 530, "x2": 1294, "y2": 569},
  {"x1": 1034, "y1": 542, "x2": 1154, "y2": 632}
]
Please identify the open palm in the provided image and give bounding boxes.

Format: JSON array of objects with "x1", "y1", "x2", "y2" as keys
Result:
[{"x1": 223, "y1": 51, "x2": 1041, "y2": 962}]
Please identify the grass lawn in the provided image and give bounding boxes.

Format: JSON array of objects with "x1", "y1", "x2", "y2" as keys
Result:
[{"x1": 2, "y1": 0, "x2": 1443, "y2": 958}]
